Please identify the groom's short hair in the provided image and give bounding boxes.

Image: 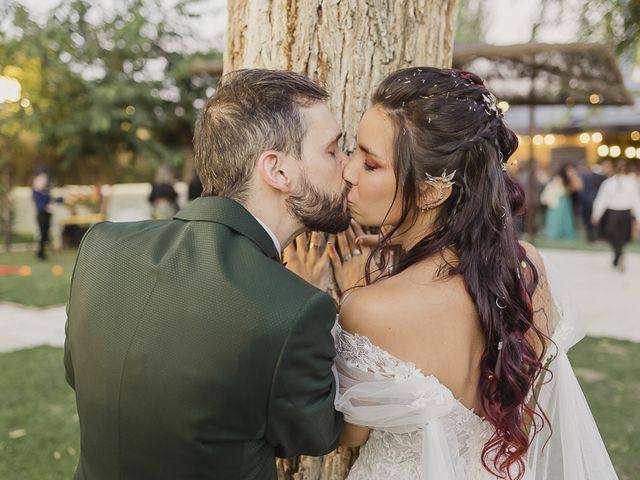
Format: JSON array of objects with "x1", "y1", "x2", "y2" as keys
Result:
[{"x1": 193, "y1": 69, "x2": 329, "y2": 203}]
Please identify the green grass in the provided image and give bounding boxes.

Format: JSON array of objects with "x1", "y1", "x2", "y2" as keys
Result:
[
  {"x1": 568, "y1": 337, "x2": 640, "y2": 480},
  {"x1": 0, "y1": 250, "x2": 77, "y2": 307},
  {"x1": 0, "y1": 338, "x2": 637, "y2": 479},
  {"x1": 7, "y1": 233, "x2": 35, "y2": 243},
  {"x1": 0, "y1": 347, "x2": 79, "y2": 479}
]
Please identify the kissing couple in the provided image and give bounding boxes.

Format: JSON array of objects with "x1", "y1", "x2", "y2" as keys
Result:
[{"x1": 64, "y1": 68, "x2": 618, "y2": 480}]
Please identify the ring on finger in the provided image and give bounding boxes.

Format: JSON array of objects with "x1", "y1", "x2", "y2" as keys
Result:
[
  {"x1": 343, "y1": 253, "x2": 352, "y2": 262},
  {"x1": 310, "y1": 242, "x2": 321, "y2": 249},
  {"x1": 353, "y1": 248, "x2": 362, "y2": 256}
]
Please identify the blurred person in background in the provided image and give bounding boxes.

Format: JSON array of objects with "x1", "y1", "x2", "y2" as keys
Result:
[
  {"x1": 31, "y1": 166, "x2": 63, "y2": 260},
  {"x1": 148, "y1": 165, "x2": 179, "y2": 219},
  {"x1": 541, "y1": 163, "x2": 583, "y2": 240},
  {"x1": 592, "y1": 159, "x2": 640, "y2": 271},
  {"x1": 514, "y1": 158, "x2": 545, "y2": 235},
  {"x1": 579, "y1": 158, "x2": 612, "y2": 242}
]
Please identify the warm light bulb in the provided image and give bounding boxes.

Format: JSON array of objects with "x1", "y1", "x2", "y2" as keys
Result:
[
  {"x1": 625, "y1": 147, "x2": 636, "y2": 158},
  {"x1": 609, "y1": 146, "x2": 621, "y2": 158},
  {"x1": 497, "y1": 100, "x2": 510, "y2": 113}
]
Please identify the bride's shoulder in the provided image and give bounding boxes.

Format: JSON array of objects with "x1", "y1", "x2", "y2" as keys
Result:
[{"x1": 338, "y1": 280, "x2": 400, "y2": 340}]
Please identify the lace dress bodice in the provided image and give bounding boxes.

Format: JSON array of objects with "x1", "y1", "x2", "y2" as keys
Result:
[{"x1": 334, "y1": 323, "x2": 497, "y2": 480}]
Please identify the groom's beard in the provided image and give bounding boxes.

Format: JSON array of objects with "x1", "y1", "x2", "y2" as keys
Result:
[{"x1": 287, "y1": 172, "x2": 351, "y2": 234}]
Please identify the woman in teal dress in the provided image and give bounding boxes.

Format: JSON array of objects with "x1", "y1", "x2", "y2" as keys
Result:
[{"x1": 542, "y1": 163, "x2": 583, "y2": 240}]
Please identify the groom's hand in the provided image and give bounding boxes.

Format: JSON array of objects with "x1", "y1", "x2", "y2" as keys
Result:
[{"x1": 283, "y1": 231, "x2": 332, "y2": 290}]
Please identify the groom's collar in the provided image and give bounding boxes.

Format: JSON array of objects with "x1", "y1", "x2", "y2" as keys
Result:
[{"x1": 174, "y1": 196, "x2": 281, "y2": 261}]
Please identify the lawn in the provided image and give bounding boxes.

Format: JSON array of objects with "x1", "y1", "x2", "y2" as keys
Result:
[
  {"x1": 0, "y1": 347, "x2": 79, "y2": 479},
  {"x1": 0, "y1": 338, "x2": 638, "y2": 479},
  {"x1": 0, "y1": 250, "x2": 78, "y2": 307},
  {"x1": 569, "y1": 337, "x2": 640, "y2": 479}
]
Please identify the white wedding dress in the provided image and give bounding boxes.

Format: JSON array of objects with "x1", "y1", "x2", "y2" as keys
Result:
[{"x1": 333, "y1": 266, "x2": 619, "y2": 480}]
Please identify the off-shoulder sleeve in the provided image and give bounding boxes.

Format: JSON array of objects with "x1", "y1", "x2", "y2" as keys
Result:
[{"x1": 333, "y1": 323, "x2": 466, "y2": 479}]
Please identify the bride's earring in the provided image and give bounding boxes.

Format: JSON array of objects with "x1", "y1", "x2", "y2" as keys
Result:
[
  {"x1": 421, "y1": 169, "x2": 456, "y2": 212},
  {"x1": 425, "y1": 169, "x2": 456, "y2": 190}
]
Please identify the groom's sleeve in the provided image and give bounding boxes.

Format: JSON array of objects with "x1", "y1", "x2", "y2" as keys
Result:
[
  {"x1": 64, "y1": 303, "x2": 75, "y2": 389},
  {"x1": 63, "y1": 223, "x2": 100, "y2": 390},
  {"x1": 265, "y1": 291, "x2": 343, "y2": 458}
]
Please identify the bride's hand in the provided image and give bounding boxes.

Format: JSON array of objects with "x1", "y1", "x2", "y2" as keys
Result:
[
  {"x1": 327, "y1": 221, "x2": 371, "y2": 294},
  {"x1": 283, "y1": 231, "x2": 332, "y2": 291},
  {"x1": 352, "y1": 225, "x2": 402, "y2": 249}
]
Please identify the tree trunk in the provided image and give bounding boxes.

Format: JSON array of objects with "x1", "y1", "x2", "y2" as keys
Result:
[
  {"x1": 225, "y1": 1, "x2": 457, "y2": 478},
  {"x1": 226, "y1": 0, "x2": 457, "y2": 150}
]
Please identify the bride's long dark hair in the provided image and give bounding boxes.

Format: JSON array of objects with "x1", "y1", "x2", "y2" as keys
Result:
[{"x1": 366, "y1": 67, "x2": 549, "y2": 479}]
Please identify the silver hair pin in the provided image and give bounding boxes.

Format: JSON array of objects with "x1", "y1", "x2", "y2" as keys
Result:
[{"x1": 425, "y1": 169, "x2": 456, "y2": 189}]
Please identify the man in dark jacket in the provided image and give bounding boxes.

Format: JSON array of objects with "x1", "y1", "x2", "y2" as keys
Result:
[{"x1": 65, "y1": 69, "x2": 350, "y2": 479}]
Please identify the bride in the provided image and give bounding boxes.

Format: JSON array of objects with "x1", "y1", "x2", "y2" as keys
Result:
[{"x1": 293, "y1": 67, "x2": 618, "y2": 479}]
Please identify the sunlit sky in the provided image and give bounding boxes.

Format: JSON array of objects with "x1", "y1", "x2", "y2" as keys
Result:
[{"x1": 14, "y1": 0, "x2": 581, "y2": 49}]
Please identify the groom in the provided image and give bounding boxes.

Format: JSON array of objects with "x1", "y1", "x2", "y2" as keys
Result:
[{"x1": 64, "y1": 69, "x2": 350, "y2": 479}]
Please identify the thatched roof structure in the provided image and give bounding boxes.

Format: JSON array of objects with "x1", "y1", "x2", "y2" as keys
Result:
[{"x1": 453, "y1": 42, "x2": 633, "y2": 106}]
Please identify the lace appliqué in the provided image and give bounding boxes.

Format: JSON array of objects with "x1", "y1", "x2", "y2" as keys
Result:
[
  {"x1": 335, "y1": 323, "x2": 421, "y2": 380},
  {"x1": 335, "y1": 323, "x2": 498, "y2": 479}
]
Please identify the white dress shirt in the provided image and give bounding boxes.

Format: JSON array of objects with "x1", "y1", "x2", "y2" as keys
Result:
[
  {"x1": 249, "y1": 213, "x2": 282, "y2": 259},
  {"x1": 592, "y1": 174, "x2": 640, "y2": 221}
]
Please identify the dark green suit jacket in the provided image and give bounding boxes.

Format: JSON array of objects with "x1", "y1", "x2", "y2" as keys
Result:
[{"x1": 64, "y1": 196, "x2": 343, "y2": 479}]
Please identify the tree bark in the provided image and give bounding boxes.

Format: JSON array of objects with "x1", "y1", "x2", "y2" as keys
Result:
[
  {"x1": 225, "y1": 1, "x2": 457, "y2": 478},
  {"x1": 226, "y1": 0, "x2": 457, "y2": 150}
]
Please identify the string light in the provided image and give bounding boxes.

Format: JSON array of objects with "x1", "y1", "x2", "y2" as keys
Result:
[
  {"x1": 624, "y1": 147, "x2": 636, "y2": 159},
  {"x1": 609, "y1": 146, "x2": 621, "y2": 158}
]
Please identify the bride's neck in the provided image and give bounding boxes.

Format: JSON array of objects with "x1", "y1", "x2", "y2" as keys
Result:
[{"x1": 395, "y1": 209, "x2": 439, "y2": 251}]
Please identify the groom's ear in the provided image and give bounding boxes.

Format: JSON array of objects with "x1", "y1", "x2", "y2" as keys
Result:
[{"x1": 257, "y1": 150, "x2": 293, "y2": 193}]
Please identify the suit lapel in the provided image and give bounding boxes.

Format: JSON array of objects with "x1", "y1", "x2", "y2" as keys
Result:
[{"x1": 175, "y1": 196, "x2": 281, "y2": 261}]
